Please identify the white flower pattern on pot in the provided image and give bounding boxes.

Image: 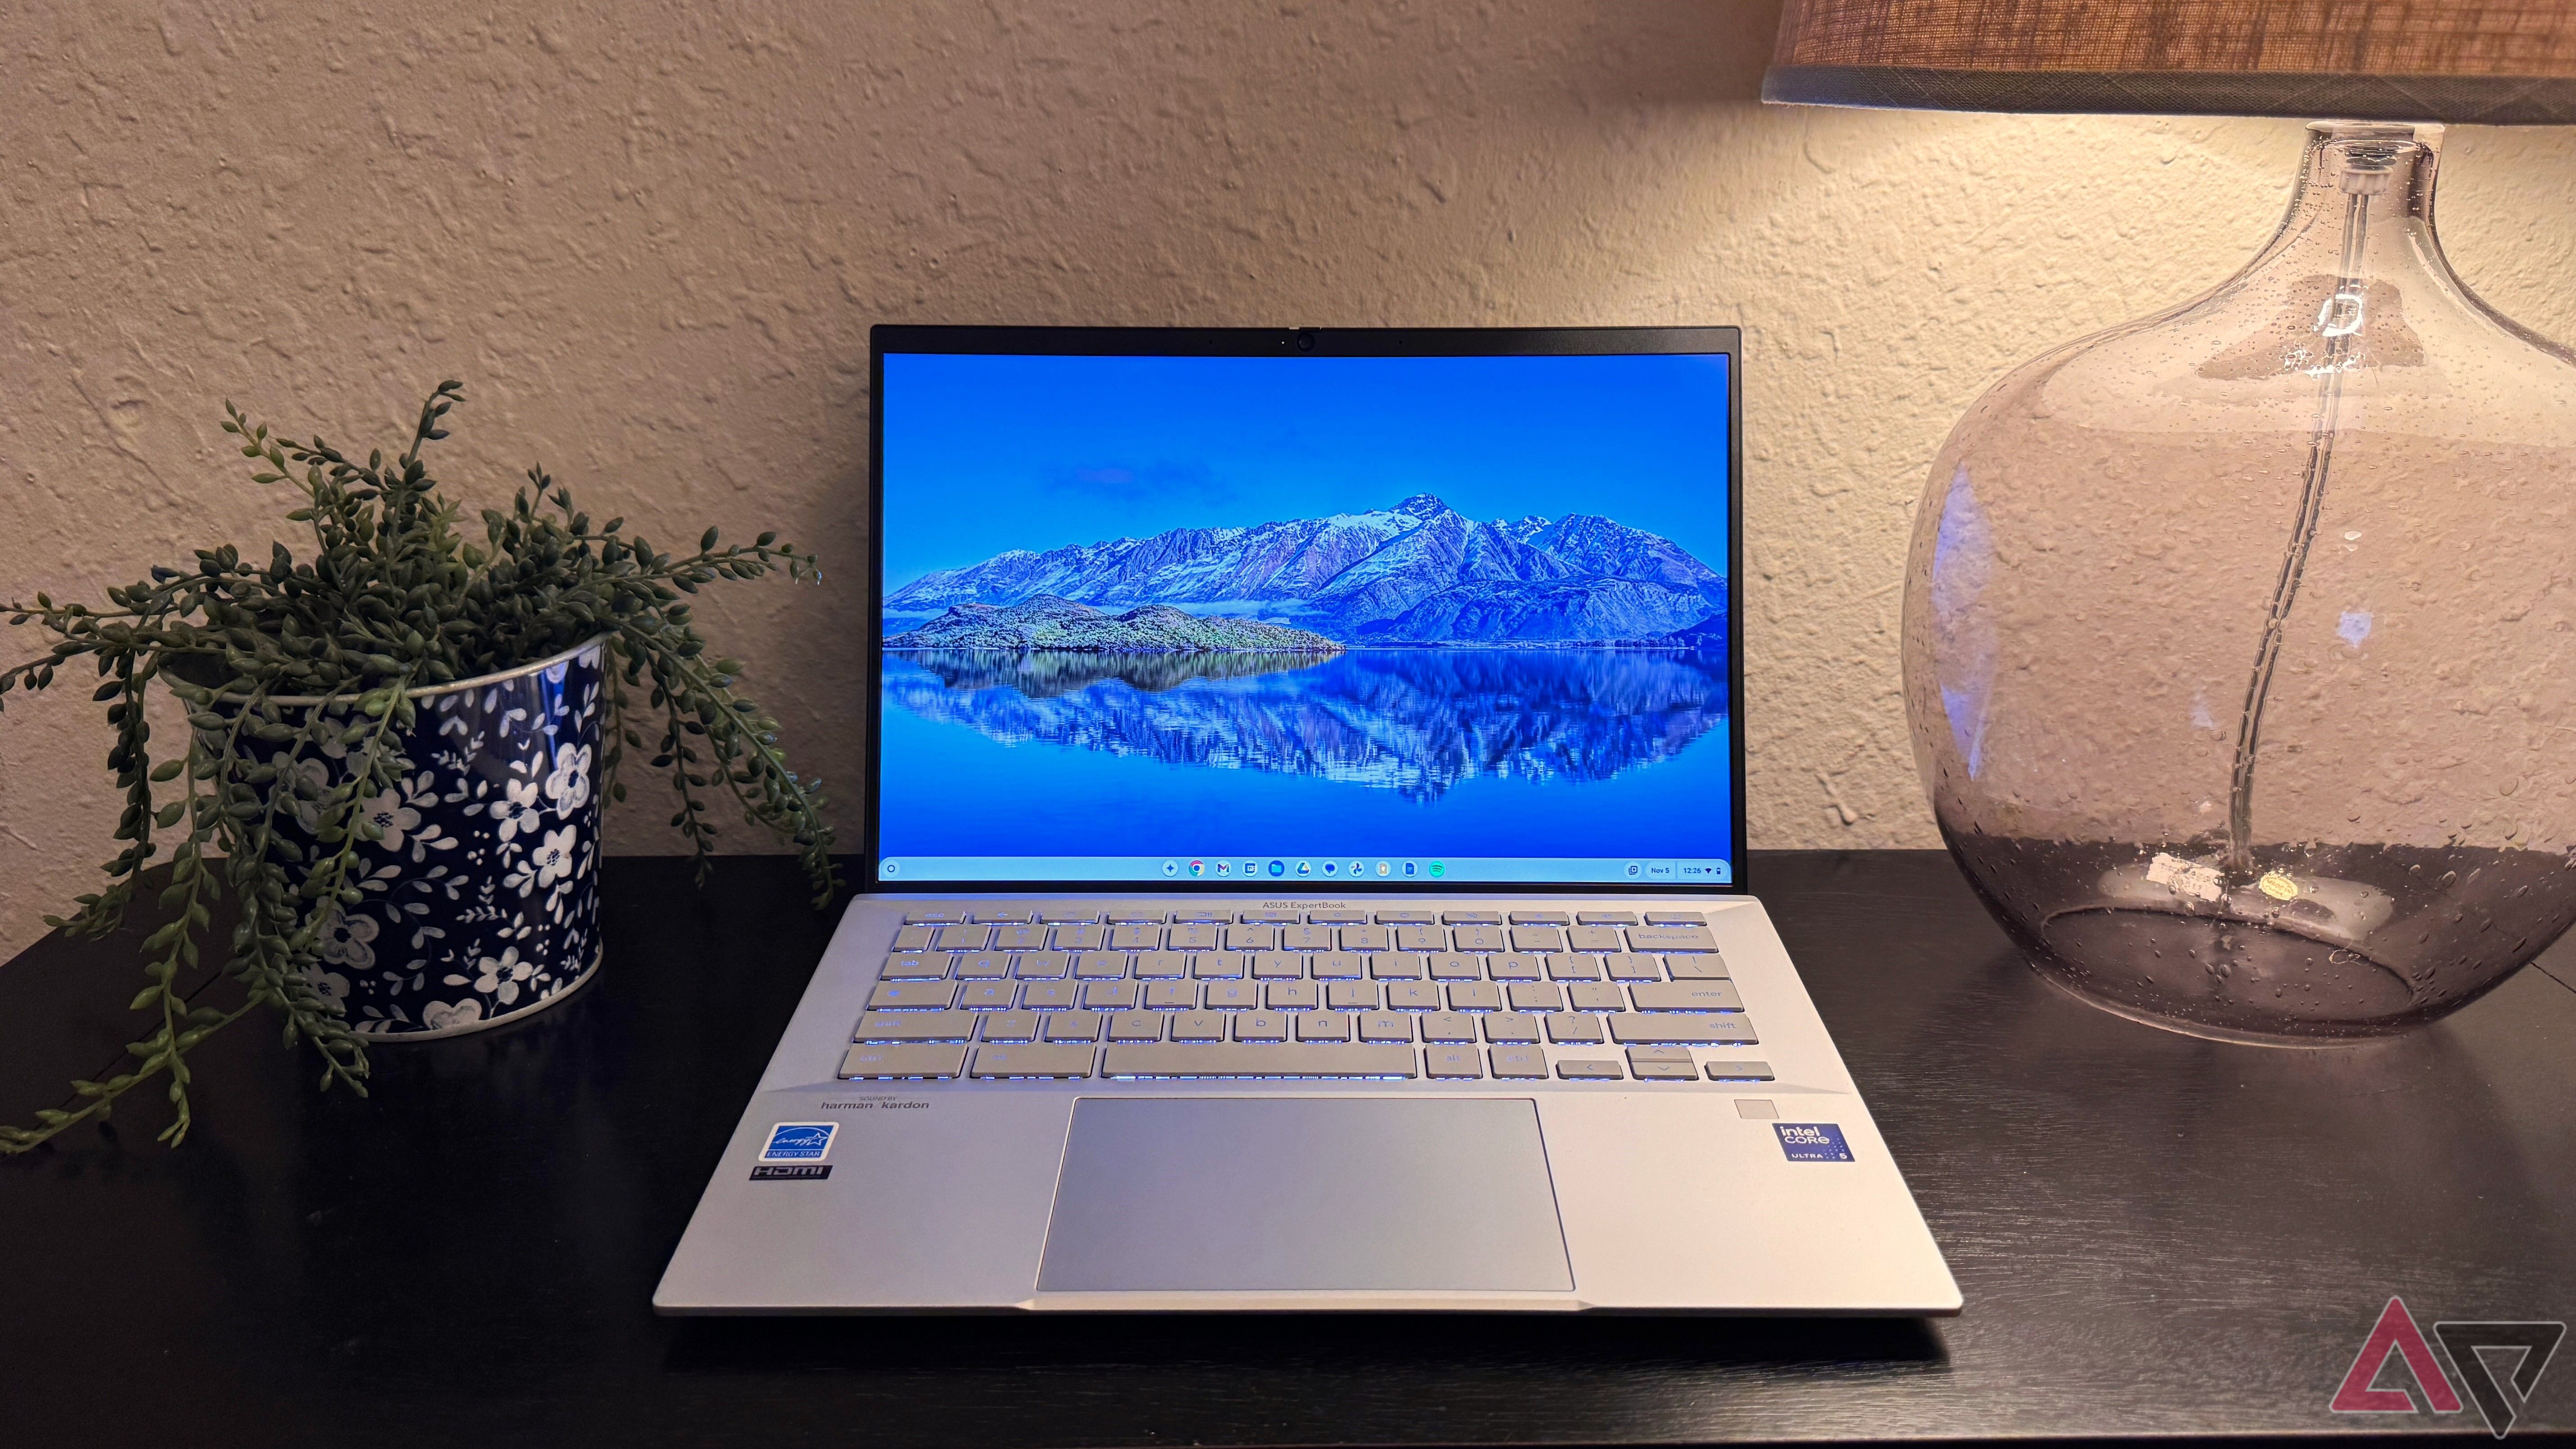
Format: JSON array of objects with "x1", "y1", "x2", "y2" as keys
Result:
[
  {"x1": 418, "y1": 999, "x2": 486, "y2": 1032},
  {"x1": 234, "y1": 639, "x2": 607, "y2": 1038},
  {"x1": 319, "y1": 909, "x2": 380, "y2": 970},
  {"x1": 491, "y1": 778, "x2": 545, "y2": 842},
  {"x1": 357, "y1": 787, "x2": 424, "y2": 854},
  {"x1": 472, "y1": 946, "x2": 535, "y2": 1005},
  {"x1": 531, "y1": 826, "x2": 579, "y2": 891},
  {"x1": 544, "y1": 743, "x2": 593, "y2": 810}
]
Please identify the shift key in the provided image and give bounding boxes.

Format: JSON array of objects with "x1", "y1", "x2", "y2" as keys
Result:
[{"x1": 1606, "y1": 1013, "x2": 1758, "y2": 1045}]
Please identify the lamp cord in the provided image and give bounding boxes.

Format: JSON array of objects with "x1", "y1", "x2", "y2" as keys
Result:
[{"x1": 2224, "y1": 184, "x2": 2374, "y2": 878}]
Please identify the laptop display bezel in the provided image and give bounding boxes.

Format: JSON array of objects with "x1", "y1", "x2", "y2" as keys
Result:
[{"x1": 863, "y1": 324, "x2": 1749, "y2": 897}]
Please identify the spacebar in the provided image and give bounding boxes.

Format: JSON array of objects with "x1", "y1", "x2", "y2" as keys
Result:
[{"x1": 1102, "y1": 1044, "x2": 1417, "y2": 1079}]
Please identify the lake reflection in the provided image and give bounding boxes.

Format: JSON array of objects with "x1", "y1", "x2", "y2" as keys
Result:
[{"x1": 881, "y1": 648, "x2": 1729, "y2": 803}]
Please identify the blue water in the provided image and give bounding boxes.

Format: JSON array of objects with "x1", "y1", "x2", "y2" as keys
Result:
[{"x1": 877, "y1": 648, "x2": 1733, "y2": 864}]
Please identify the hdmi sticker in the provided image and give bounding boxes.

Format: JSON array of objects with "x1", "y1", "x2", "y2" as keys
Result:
[
  {"x1": 1774, "y1": 1123, "x2": 1854, "y2": 1162},
  {"x1": 750, "y1": 1164, "x2": 832, "y2": 1181}
]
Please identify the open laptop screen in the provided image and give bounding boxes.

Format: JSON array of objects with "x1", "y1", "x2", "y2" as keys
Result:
[{"x1": 869, "y1": 329, "x2": 1741, "y2": 891}]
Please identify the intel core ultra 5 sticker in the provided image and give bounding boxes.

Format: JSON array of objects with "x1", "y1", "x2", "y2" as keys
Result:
[
  {"x1": 1775, "y1": 1122, "x2": 1854, "y2": 1162},
  {"x1": 760, "y1": 1122, "x2": 837, "y2": 1162}
]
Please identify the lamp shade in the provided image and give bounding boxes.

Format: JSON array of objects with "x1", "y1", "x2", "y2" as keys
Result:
[{"x1": 1765, "y1": 0, "x2": 2576, "y2": 121}]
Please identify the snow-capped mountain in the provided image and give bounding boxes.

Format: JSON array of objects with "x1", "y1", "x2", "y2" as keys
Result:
[{"x1": 882, "y1": 493, "x2": 1727, "y2": 644}]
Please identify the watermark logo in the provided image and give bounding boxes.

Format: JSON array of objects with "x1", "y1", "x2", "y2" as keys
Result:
[{"x1": 2332, "y1": 1296, "x2": 2564, "y2": 1438}]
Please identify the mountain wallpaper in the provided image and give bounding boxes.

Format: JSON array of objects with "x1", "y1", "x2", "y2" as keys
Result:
[
  {"x1": 883, "y1": 493, "x2": 1727, "y2": 649},
  {"x1": 884, "y1": 647, "x2": 1730, "y2": 803},
  {"x1": 874, "y1": 350, "x2": 1738, "y2": 870}
]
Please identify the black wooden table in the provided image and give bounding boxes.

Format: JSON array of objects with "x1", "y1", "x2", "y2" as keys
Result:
[{"x1": 5, "y1": 851, "x2": 2572, "y2": 1446}]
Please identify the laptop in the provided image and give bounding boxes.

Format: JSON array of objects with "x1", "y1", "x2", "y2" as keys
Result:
[{"x1": 655, "y1": 325, "x2": 1960, "y2": 1314}]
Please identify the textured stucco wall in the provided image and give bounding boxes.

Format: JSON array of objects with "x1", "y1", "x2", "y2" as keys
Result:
[{"x1": 5, "y1": 1, "x2": 2574, "y2": 963}]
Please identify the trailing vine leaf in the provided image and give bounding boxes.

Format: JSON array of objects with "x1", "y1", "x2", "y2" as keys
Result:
[{"x1": 0, "y1": 382, "x2": 838, "y2": 1154}]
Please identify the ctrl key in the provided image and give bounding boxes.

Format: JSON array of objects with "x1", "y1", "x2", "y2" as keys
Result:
[{"x1": 839, "y1": 1044, "x2": 966, "y2": 1080}]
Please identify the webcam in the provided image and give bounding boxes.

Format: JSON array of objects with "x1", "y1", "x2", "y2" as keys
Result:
[{"x1": 1293, "y1": 330, "x2": 1317, "y2": 352}]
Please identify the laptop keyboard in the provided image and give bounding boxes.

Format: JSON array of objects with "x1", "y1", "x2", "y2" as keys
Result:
[{"x1": 838, "y1": 907, "x2": 1776, "y2": 1085}]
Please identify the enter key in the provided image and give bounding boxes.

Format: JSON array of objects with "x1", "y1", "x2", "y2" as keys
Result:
[{"x1": 1627, "y1": 980, "x2": 1745, "y2": 1012}]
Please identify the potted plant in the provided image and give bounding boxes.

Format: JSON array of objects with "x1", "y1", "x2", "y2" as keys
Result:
[{"x1": 0, "y1": 382, "x2": 837, "y2": 1153}]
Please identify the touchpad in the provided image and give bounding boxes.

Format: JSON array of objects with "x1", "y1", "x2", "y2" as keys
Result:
[{"x1": 1037, "y1": 1098, "x2": 1573, "y2": 1293}]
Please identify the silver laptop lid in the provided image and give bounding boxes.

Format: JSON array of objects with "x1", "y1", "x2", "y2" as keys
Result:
[{"x1": 864, "y1": 326, "x2": 1745, "y2": 896}]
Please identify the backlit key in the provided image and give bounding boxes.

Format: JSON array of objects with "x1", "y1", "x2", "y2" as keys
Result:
[
  {"x1": 1325, "y1": 981, "x2": 1381, "y2": 1010},
  {"x1": 1294, "y1": 1011, "x2": 1352, "y2": 1042},
  {"x1": 1424, "y1": 1045, "x2": 1481, "y2": 1079},
  {"x1": 839, "y1": 1044, "x2": 965, "y2": 1080},
  {"x1": 1604, "y1": 953, "x2": 1664, "y2": 981},
  {"x1": 1546, "y1": 954, "x2": 1604, "y2": 981},
  {"x1": 1357, "y1": 1012, "x2": 1413, "y2": 1043},
  {"x1": 1018, "y1": 981, "x2": 1077, "y2": 1010},
  {"x1": 854, "y1": 1011, "x2": 973, "y2": 1042},
  {"x1": 868, "y1": 980, "x2": 957, "y2": 1011},
  {"x1": 1012, "y1": 952, "x2": 1072, "y2": 980},
  {"x1": 1265, "y1": 980, "x2": 1321, "y2": 1011},
  {"x1": 1369, "y1": 953, "x2": 1426, "y2": 980},
  {"x1": 1628, "y1": 980, "x2": 1745, "y2": 1012},
  {"x1": 1106, "y1": 1011, "x2": 1164, "y2": 1042}
]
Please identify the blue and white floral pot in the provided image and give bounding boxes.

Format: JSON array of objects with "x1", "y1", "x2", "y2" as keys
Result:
[{"x1": 261, "y1": 637, "x2": 609, "y2": 1039}]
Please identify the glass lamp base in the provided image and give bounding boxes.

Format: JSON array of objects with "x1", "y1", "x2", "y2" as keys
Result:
[
  {"x1": 1944, "y1": 831, "x2": 2563, "y2": 1044},
  {"x1": 1904, "y1": 124, "x2": 2576, "y2": 1044}
]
